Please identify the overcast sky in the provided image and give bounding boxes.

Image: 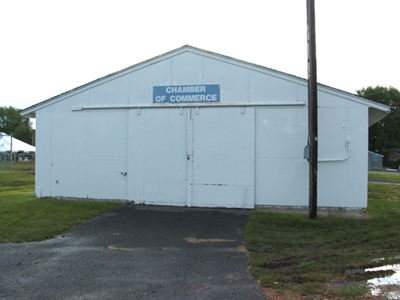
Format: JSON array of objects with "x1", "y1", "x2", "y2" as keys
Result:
[{"x1": 1, "y1": 0, "x2": 399, "y2": 111}]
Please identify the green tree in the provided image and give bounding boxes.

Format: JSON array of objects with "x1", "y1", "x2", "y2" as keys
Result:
[
  {"x1": 357, "y1": 86, "x2": 400, "y2": 157},
  {"x1": 0, "y1": 106, "x2": 35, "y2": 145}
]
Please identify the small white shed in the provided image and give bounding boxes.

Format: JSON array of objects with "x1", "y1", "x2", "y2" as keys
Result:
[
  {"x1": 368, "y1": 151, "x2": 384, "y2": 170},
  {"x1": 21, "y1": 45, "x2": 390, "y2": 217}
]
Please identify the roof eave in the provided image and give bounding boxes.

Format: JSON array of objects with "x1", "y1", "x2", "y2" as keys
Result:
[{"x1": 369, "y1": 107, "x2": 391, "y2": 127}]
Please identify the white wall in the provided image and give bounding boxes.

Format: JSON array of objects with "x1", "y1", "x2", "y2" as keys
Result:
[
  {"x1": 255, "y1": 106, "x2": 309, "y2": 207},
  {"x1": 318, "y1": 104, "x2": 368, "y2": 208},
  {"x1": 35, "y1": 107, "x2": 52, "y2": 198},
  {"x1": 253, "y1": 88, "x2": 368, "y2": 209},
  {"x1": 36, "y1": 90, "x2": 129, "y2": 200}
]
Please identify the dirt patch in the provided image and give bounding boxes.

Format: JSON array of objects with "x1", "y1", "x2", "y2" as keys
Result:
[
  {"x1": 262, "y1": 286, "x2": 389, "y2": 300},
  {"x1": 262, "y1": 287, "x2": 308, "y2": 300},
  {"x1": 349, "y1": 270, "x2": 395, "y2": 281},
  {"x1": 108, "y1": 245, "x2": 142, "y2": 251},
  {"x1": 236, "y1": 245, "x2": 248, "y2": 253},
  {"x1": 184, "y1": 237, "x2": 236, "y2": 243},
  {"x1": 263, "y1": 261, "x2": 296, "y2": 270},
  {"x1": 284, "y1": 275, "x2": 306, "y2": 284}
]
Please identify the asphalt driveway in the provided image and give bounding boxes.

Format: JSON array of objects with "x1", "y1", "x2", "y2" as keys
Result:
[{"x1": 0, "y1": 204, "x2": 265, "y2": 300}]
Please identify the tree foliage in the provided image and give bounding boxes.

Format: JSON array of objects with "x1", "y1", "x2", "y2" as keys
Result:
[
  {"x1": 357, "y1": 86, "x2": 400, "y2": 157},
  {"x1": 0, "y1": 106, "x2": 35, "y2": 145}
]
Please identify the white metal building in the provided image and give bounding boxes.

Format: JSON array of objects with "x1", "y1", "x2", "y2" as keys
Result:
[{"x1": 21, "y1": 45, "x2": 390, "y2": 217}]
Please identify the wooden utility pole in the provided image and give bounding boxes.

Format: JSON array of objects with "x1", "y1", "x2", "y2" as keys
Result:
[{"x1": 307, "y1": 0, "x2": 318, "y2": 219}]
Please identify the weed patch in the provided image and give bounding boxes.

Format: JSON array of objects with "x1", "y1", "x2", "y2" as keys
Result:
[{"x1": 333, "y1": 285, "x2": 370, "y2": 298}]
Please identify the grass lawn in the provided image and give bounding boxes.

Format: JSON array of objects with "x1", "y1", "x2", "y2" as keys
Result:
[
  {"x1": 245, "y1": 183, "x2": 400, "y2": 299},
  {"x1": 369, "y1": 171, "x2": 400, "y2": 183},
  {"x1": 0, "y1": 161, "x2": 35, "y2": 187},
  {"x1": 0, "y1": 162, "x2": 124, "y2": 243}
]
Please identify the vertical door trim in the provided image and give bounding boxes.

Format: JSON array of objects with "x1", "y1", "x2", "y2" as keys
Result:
[{"x1": 186, "y1": 108, "x2": 193, "y2": 207}]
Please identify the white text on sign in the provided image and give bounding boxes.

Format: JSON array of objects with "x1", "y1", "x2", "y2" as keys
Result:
[{"x1": 153, "y1": 84, "x2": 220, "y2": 104}]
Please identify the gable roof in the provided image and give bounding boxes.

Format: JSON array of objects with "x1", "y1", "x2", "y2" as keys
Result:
[{"x1": 21, "y1": 45, "x2": 390, "y2": 125}]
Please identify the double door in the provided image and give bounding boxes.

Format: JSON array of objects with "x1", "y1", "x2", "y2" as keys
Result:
[{"x1": 128, "y1": 107, "x2": 255, "y2": 208}]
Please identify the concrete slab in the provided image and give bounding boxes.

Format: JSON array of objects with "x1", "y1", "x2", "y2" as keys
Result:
[{"x1": 0, "y1": 205, "x2": 265, "y2": 299}]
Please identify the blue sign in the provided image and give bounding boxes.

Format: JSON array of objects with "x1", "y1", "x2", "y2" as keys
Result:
[{"x1": 153, "y1": 84, "x2": 220, "y2": 103}]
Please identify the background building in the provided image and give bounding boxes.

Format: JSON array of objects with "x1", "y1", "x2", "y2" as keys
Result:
[{"x1": 368, "y1": 151, "x2": 384, "y2": 170}]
